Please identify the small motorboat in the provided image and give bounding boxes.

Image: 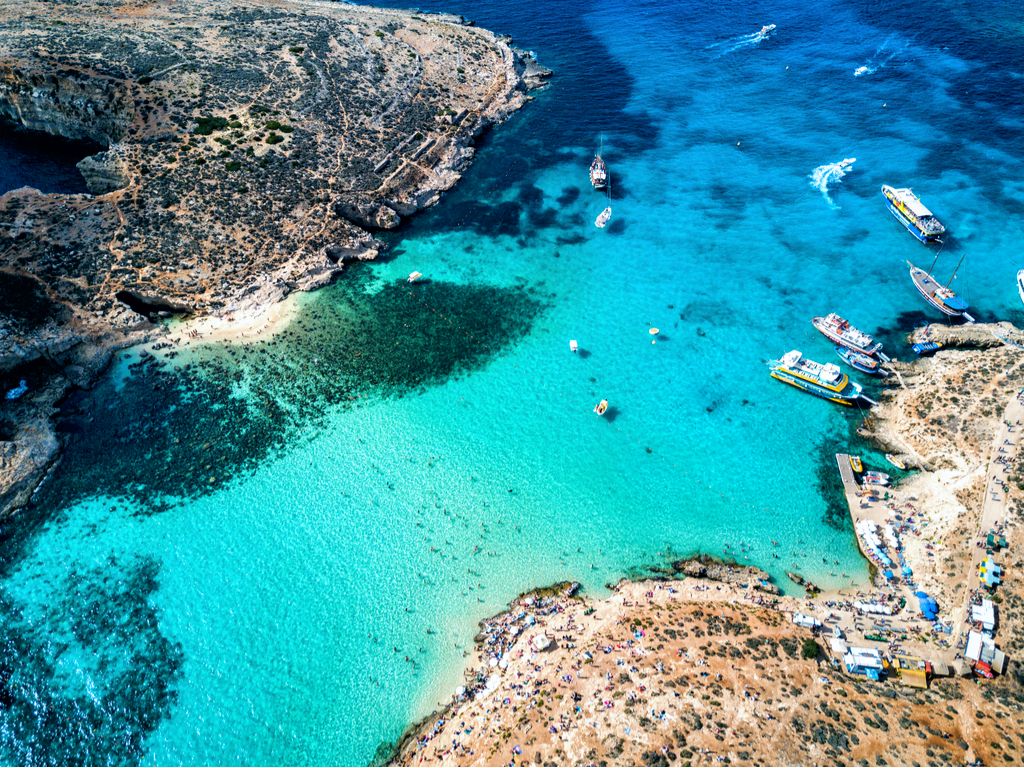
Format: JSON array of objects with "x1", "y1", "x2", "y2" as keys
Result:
[
  {"x1": 757, "y1": 23, "x2": 776, "y2": 39},
  {"x1": 911, "y1": 340, "x2": 942, "y2": 356},
  {"x1": 885, "y1": 454, "x2": 907, "y2": 470},
  {"x1": 595, "y1": 206, "x2": 612, "y2": 228},
  {"x1": 569, "y1": 339, "x2": 579, "y2": 353},
  {"x1": 849, "y1": 455, "x2": 864, "y2": 473},
  {"x1": 1017, "y1": 269, "x2": 1024, "y2": 306},
  {"x1": 594, "y1": 399, "x2": 609, "y2": 416},
  {"x1": 407, "y1": 271, "x2": 423, "y2": 283},
  {"x1": 863, "y1": 471, "x2": 890, "y2": 487},
  {"x1": 835, "y1": 346, "x2": 888, "y2": 377}
]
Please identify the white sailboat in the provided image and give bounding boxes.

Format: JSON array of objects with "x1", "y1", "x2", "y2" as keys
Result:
[{"x1": 1017, "y1": 268, "x2": 1024, "y2": 306}]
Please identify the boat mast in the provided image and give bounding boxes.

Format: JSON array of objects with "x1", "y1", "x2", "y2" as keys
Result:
[
  {"x1": 927, "y1": 250, "x2": 940, "y2": 276},
  {"x1": 945, "y1": 253, "x2": 966, "y2": 287}
]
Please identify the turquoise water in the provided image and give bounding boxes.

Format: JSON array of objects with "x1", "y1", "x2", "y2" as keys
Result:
[{"x1": 2, "y1": 0, "x2": 1024, "y2": 763}]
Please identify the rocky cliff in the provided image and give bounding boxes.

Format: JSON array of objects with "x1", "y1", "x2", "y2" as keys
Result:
[{"x1": 0, "y1": 0, "x2": 548, "y2": 518}]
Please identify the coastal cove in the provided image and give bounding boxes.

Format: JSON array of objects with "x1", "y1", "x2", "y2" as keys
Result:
[{"x1": 2, "y1": 0, "x2": 1024, "y2": 766}]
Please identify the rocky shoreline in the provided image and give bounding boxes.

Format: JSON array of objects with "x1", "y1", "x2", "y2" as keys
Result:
[
  {"x1": 390, "y1": 323, "x2": 1024, "y2": 766},
  {"x1": 0, "y1": 0, "x2": 549, "y2": 519}
]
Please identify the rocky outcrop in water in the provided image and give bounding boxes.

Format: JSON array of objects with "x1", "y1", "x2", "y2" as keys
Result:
[{"x1": 0, "y1": 0, "x2": 546, "y2": 519}]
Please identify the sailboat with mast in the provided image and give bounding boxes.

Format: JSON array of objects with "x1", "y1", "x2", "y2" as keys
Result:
[
  {"x1": 908, "y1": 250, "x2": 974, "y2": 321},
  {"x1": 589, "y1": 137, "x2": 608, "y2": 190}
]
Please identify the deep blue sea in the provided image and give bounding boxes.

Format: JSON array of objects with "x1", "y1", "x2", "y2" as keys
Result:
[
  {"x1": 0, "y1": 126, "x2": 97, "y2": 194},
  {"x1": 2, "y1": 0, "x2": 1023, "y2": 764}
]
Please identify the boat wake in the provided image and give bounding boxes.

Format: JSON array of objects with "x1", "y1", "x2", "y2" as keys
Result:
[
  {"x1": 854, "y1": 35, "x2": 904, "y2": 77},
  {"x1": 707, "y1": 24, "x2": 775, "y2": 56},
  {"x1": 809, "y1": 158, "x2": 856, "y2": 209}
]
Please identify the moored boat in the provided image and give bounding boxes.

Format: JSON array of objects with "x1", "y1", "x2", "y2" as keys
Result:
[
  {"x1": 835, "y1": 346, "x2": 888, "y2": 376},
  {"x1": 908, "y1": 261, "x2": 974, "y2": 321},
  {"x1": 885, "y1": 453, "x2": 907, "y2": 470},
  {"x1": 594, "y1": 399, "x2": 609, "y2": 416},
  {"x1": 595, "y1": 206, "x2": 612, "y2": 228},
  {"x1": 882, "y1": 185, "x2": 946, "y2": 243},
  {"x1": 863, "y1": 471, "x2": 890, "y2": 486},
  {"x1": 850, "y1": 455, "x2": 864, "y2": 473},
  {"x1": 1017, "y1": 269, "x2": 1024, "y2": 307},
  {"x1": 589, "y1": 155, "x2": 607, "y2": 190},
  {"x1": 813, "y1": 313, "x2": 884, "y2": 358},
  {"x1": 769, "y1": 350, "x2": 868, "y2": 407}
]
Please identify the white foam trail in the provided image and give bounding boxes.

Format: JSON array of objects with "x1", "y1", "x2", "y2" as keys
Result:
[
  {"x1": 707, "y1": 24, "x2": 775, "y2": 56},
  {"x1": 854, "y1": 35, "x2": 904, "y2": 77},
  {"x1": 809, "y1": 158, "x2": 856, "y2": 209}
]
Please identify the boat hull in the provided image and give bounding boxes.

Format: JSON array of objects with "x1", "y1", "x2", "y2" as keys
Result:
[
  {"x1": 908, "y1": 265, "x2": 970, "y2": 319},
  {"x1": 813, "y1": 318, "x2": 879, "y2": 356},
  {"x1": 770, "y1": 369, "x2": 860, "y2": 406},
  {"x1": 886, "y1": 201, "x2": 938, "y2": 243},
  {"x1": 835, "y1": 347, "x2": 886, "y2": 376}
]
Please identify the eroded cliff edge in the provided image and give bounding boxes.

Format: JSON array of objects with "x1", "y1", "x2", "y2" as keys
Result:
[{"x1": 0, "y1": 0, "x2": 548, "y2": 515}]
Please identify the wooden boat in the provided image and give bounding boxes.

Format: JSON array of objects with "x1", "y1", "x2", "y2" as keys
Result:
[
  {"x1": 595, "y1": 206, "x2": 612, "y2": 228},
  {"x1": 882, "y1": 185, "x2": 945, "y2": 243},
  {"x1": 885, "y1": 454, "x2": 907, "y2": 470},
  {"x1": 850, "y1": 455, "x2": 864, "y2": 473},
  {"x1": 835, "y1": 346, "x2": 888, "y2": 376},
  {"x1": 594, "y1": 399, "x2": 609, "y2": 416},
  {"x1": 908, "y1": 261, "x2": 974, "y2": 321}
]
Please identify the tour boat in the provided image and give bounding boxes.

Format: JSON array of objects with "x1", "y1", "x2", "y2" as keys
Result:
[
  {"x1": 908, "y1": 261, "x2": 973, "y2": 321},
  {"x1": 589, "y1": 155, "x2": 607, "y2": 190},
  {"x1": 769, "y1": 350, "x2": 867, "y2": 407},
  {"x1": 812, "y1": 313, "x2": 885, "y2": 358},
  {"x1": 885, "y1": 454, "x2": 907, "y2": 470},
  {"x1": 594, "y1": 399, "x2": 609, "y2": 416},
  {"x1": 835, "y1": 346, "x2": 888, "y2": 377},
  {"x1": 1017, "y1": 269, "x2": 1024, "y2": 307},
  {"x1": 882, "y1": 185, "x2": 946, "y2": 243},
  {"x1": 849, "y1": 455, "x2": 864, "y2": 474},
  {"x1": 595, "y1": 206, "x2": 612, "y2": 228}
]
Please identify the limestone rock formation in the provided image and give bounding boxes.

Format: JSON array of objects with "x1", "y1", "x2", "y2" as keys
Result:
[{"x1": 0, "y1": 0, "x2": 546, "y2": 518}]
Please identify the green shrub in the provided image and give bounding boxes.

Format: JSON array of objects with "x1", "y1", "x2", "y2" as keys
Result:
[
  {"x1": 801, "y1": 638, "x2": 820, "y2": 659},
  {"x1": 265, "y1": 119, "x2": 281, "y2": 130},
  {"x1": 266, "y1": 133, "x2": 284, "y2": 145},
  {"x1": 194, "y1": 115, "x2": 229, "y2": 135}
]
